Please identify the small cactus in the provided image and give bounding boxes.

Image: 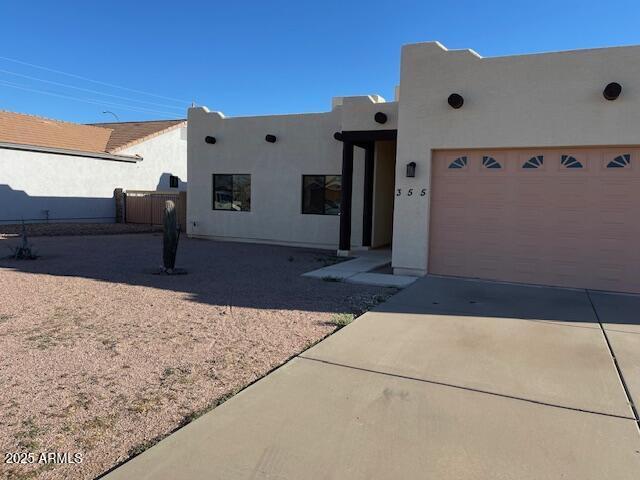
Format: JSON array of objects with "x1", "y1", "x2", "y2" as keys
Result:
[{"x1": 162, "y1": 200, "x2": 180, "y2": 271}]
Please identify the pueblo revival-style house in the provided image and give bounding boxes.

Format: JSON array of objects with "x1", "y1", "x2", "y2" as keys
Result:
[{"x1": 187, "y1": 41, "x2": 640, "y2": 294}]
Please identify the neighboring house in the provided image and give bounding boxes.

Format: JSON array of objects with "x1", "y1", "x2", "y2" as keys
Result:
[
  {"x1": 0, "y1": 111, "x2": 187, "y2": 224},
  {"x1": 189, "y1": 41, "x2": 640, "y2": 294}
]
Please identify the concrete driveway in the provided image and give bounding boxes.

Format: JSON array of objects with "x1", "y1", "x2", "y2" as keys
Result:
[{"x1": 103, "y1": 276, "x2": 640, "y2": 479}]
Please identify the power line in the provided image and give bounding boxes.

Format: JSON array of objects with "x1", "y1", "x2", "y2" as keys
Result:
[
  {"x1": 0, "y1": 55, "x2": 191, "y2": 105},
  {"x1": 0, "y1": 79, "x2": 183, "y2": 118},
  {"x1": 0, "y1": 79, "x2": 183, "y2": 117},
  {"x1": 0, "y1": 67, "x2": 186, "y2": 113}
]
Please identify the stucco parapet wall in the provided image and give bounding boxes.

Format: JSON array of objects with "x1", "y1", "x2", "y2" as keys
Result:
[
  {"x1": 191, "y1": 104, "x2": 346, "y2": 118},
  {"x1": 187, "y1": 108, "x2": 340, "y2": 152},
  {"x1": 188, "y1": 94, "x2": 398, "y2": 132},
  {"x1": 401, "y1": 40, "x2": 481, "y2": 57},
  {"x1": 189, "y1": 107, "x2": 334, "y2": 122},
  {"x1": 0, "y1": 141, "x2": 141, "y2": 162},
  {"x1": 338, "y1": 98, "x2": 398, "y2": 132},
  {"x1": 189, "y1": 107, "x2": 223, "y2": 120},
  {"x1": 398, "y1": 40, "x2": 640, "y2": 151},
  {"x1": 400, "y1": 39, "x2": 640, "y2": 66},
  {"x1": 331, "y1": 95, "x2": 386, "y2": 108}
]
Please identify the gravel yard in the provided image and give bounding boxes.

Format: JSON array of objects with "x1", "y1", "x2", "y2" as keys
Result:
[{"x1": 0, "y1": 234, "x2": 395, "y2": 480}]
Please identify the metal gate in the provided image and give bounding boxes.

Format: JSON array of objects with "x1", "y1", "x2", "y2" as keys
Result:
[{"x1": 125, "y1": 191, "x2": 187, "y2": 229}]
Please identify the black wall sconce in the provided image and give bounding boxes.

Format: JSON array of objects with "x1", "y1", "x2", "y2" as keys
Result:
[
  {"x1": 374, "y1": 112, "x2": 388, "y2": 124},
  {"x1": 603, "y1": 82, "x2": 622, "y2": 101},
  {"x1": 265, "y1": 134, "x2": 277, "y2": 143},
  {"x1": 448, "y1": 93, "x2": 464, "y2": 109},
  {"x1": 406, "y1": 162, "x2": 416, "y2": 178},
  {"x1": 205, "y1": 136, "x2": 216, "y2": 144},
  {"x1": 333, "y1": 132, "x2": 343, "y2": 141}
]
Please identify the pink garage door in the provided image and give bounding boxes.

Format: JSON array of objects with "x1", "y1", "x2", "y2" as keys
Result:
[{"x1": 429, "y1": 148, "x2": 640, "y2": 293}]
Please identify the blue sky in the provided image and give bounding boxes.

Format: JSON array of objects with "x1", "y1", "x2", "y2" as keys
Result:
[{"x1": 1, "y1": 0, "x2": 640, "y2": 123}]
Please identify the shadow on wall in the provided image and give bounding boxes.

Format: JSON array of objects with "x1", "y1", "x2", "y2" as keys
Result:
[
  {"x1": 155, "y1": 172, "x2": 187, "y2": 191},
  {"x1": 1, "y1": 173, "x2": 186, "y2": 224},
  {"x1": 0, "y1": 184, "x2": 115, "y2": 224}
]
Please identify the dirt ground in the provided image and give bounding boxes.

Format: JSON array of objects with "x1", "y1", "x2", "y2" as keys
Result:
[{"x1": 0, "y1": 234, "x2": 395, "y2": 480}]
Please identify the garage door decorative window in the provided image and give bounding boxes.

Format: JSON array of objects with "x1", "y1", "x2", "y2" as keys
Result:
[
  {"x1": 482, "y1": 156, "x2": 501, "y2": 169},
  {"x1": 607, "y1": 154, "x2": 631, "y2": 168},
  {"x1": 523, "y1": 155, "x2": 543, "y2": 169},
  {"x1": 561, "y1": 155, "x2": 583, "y2": 169},
  {"x1": 448, "y1": 156, "x2": 468, "y2": 169}
]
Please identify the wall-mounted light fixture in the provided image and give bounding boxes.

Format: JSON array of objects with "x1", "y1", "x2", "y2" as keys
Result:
[
  {"x1": 447, "y1": 93, "x2": 464, "y2": 109},
  {"x1": 603, "y1": 82, "x2": 622, "y2": 101},
  {"x1": 333, "y1": 132, "x2": 343, "y2": 141},
  {"x1": 374, "y1": 112, "x2": 388, "y2": 124},
  {"x1": 406, "y1": 162, "x2": 416, "y2": 178},
  {"x1": 205, "y1": 136, "x2": 216, "y2": 144},
  {"x1": 265, "y1": 134, "x2": 277, "y2": 143}
]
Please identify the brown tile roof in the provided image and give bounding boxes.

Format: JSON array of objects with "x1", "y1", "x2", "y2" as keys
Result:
[
  {"x1": 0, "y1": 111, "x2": 185, "y2": 155},
  {"x1": 90, "y1": 119, "x2": 186, "y2": 152},
  {"x1": 0, "y1": 110, "x2": 112, "y2": 153}
]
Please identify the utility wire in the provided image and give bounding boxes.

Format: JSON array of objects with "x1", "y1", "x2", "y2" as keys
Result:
[
  {"x1": 0, "y1": 67, "x2": 186, "y2": 113},
  {"x1": 0, "y1": 79, "x2": 182, "y2": 118},
  {"x1": 0, "y1": 55, "x2": 191, "y2": 105}
]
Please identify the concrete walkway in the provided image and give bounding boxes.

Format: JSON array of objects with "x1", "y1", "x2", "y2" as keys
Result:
[
  {"x1": 302, "y1": 249, "x2": 418, "y2": 288},
  {"x1": 103, "y1": 276, "x2": 640, "y2": 479}
]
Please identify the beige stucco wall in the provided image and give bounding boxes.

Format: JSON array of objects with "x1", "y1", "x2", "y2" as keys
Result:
[
  {"x1": 393, "y1": 41, "x2": 640, "y2": 275},
  {"x1": 187, "y1": 107, "x2": 373, "y2": 249},
  {"x1": 336, "y1": 96, "x2": 398, "y2": 132},
  {"x1": 187, "y1": 95, "x2": 399, "y2": 249},
  {"x1": 0, "y1": 126, "x2": 187, "y2": 223}
]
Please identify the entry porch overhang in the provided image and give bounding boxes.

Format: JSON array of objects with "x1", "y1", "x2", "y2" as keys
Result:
[{"x1": 338, "y1": 129, "x2": 397, "y2": 254}]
